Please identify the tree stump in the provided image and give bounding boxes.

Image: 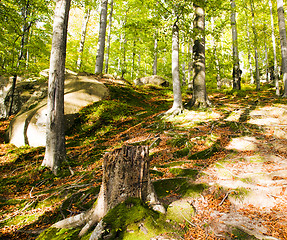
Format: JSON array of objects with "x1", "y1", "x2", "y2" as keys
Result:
[{"x1": 53, "y1": 145, "x2": 165, "y2": 238}]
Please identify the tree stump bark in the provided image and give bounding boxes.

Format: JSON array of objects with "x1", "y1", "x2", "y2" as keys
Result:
[{"x1": 53, "y1": 145, "x2": 165, "y2": 238}]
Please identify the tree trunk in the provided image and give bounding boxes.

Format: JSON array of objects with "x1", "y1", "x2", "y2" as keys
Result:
[
  {"x1": 211, "y1": 17, "x2": 221, "y2": 90},
  {"x1": 153, "y1": 31, "x2": 158, "y2": 76},
  {"x1": 8, "y1": 0, "x2": 31, "y2": 117},
  {"x1": 277, "y1": 0, "x2": 287, "y2": 97},
  {"x1": 231, "y1": 0, "x2": 241, "y2": 90},
  {"x1": 104, "y1": 0, "x2": 114, "y2": 74},
  {"x1": 250, "y1": 0, "x2": 261, "y2": 90},
  {"x1": 77, "y1": 8, "x2": 91, "y2": 71},
  {"x1": 52, "y1": 145, "x2": 165, "y2": 238},
  {"x1": 269, "y1": 0, "x2": 280, "y2": 95},
  {"x1": 95, "y1": 0, "x2": 108, "y2": 74},
  {"x1": 181, "y1": 43, "x2": 186, "y2": 85},
  {"x1": 245, "y1": 13, "x2": 254, "y2": 85},
  {"x1": 7, "y1": 75, "x2": 17, "y2": 117},
  {"x1": 264, "y1": 37, "x2": 269, "y2": 82},
  {"x1": 41, "y1": 0, "x2": 71, "y2": 175},
  {"x1": 187, "y1": 37, "x2": 193, "y2": 91},
  {"x1": 166, "y1": 20, "x2": 183, "y2": 116},
  {"x1": 187, "y1": 2, "x2": 210, "y2": 109}
]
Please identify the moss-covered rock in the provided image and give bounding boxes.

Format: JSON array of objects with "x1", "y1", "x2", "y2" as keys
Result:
[{"x1": 166, "y1": 199, "x2": 195, "y2": 224}]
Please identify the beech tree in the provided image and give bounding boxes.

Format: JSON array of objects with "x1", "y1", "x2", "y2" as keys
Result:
[
  {"x1": 277, "y1": 0, "x2": 287, "y2": 97},
  {"x1": 269, "y1": 0, "x2": 280, "y2": 95},
  {"x1": 187, "y1": 1, "x2": 211, "y2": 108},
  {"x1": 166, "y1": 19, "x2": 184, "y2": 116},
  {"x1": 231, "y1": 0, "x2": 241, "y2": 90},
  {"x1": 104, "y1": 0, "x2": 114, "y2": 74},
  {"x1": 95, "y1": 0, "x2": 108, "y2": 74},
  {"x1": 76, "y1": 7, "x2": 91, "y2": 71},
  {"x1": 250, "y1": 0, "x2": 261, "y2": 90},
  {"x1": 41, "y1": 0, "x2": 71, "y2": 175}
]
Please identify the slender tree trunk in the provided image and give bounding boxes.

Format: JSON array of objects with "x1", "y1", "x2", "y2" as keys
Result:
[
  {"x1": 211, "y1": 17, "x2": 221, "y2": 89},
  {"x1": 119, "y1": 14, "x2": 127, "y2": 78},
  {"x1": 41, "y1": 0, "x2": 71, "y2": 175},
  {"x1": 181, "y1": 43, "x2": 186, "y2": 85},
  {"x1": 77, "y1": 8, "x2": 91, "y2": 71},
  {"x1": 231, "y1": 0, "x2": 241, "y2": 90},
  {"x1": 187, "y1": 37, "x2": 193, "y2": 90},
  {"x1": 187, "y1": 2, "x2": 210, "y2": 108},
  {"x1": 250, "y1": 0, "x2": 261, "y2": 90},
  {"x1": 95, "y1": 0, "x2": 108, "y2": 74},
  {"x1": 269, "y1": 0, "x2": 280, "y2": 95},
  {"x1": 104, "y1": 0, "x2": 114, "y2": 74},
  {"x1": 277, "y1": 0, "x2": 287, "y2": 96},
  {"x1": 245, "y1": 14, "x2": 254, "y2": 85},
  {"x1": 264, "y1": 37, "x2": 269, "y2": 82},
  {"x1": 166, "y1": 20, "x2": 183, "y2": 116},
  {"x1": 131, "y1": 40, "x2": 136, "y2": 79},
  {"x1": 8, "y1": 0, "x2": 31, "y2": 117},
  {"x1": 8, "y1": 75, "x2": 17, "y2": 116},
  {"x1": 153, "y1": 31, "x2": 158, "y2": 75}
]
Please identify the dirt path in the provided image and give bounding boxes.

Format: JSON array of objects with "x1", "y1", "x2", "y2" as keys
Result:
[{"x1": 184, "y1": 103, "x2": 287, "y2": 239}]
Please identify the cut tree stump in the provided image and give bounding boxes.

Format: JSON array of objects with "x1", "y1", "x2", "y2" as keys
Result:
[{"x1": 53, "y1": 145, "x2": 165, "y2": 238}]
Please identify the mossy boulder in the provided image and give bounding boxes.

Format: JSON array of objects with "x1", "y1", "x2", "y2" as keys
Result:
[
  {"x1": 6, "y1": 73, "x2": 109, "y2": 147},
  {"x1": 166, "y1": 199, "x2": 195, "y2": 224}
]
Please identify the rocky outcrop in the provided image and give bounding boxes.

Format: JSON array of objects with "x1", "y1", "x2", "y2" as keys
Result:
[
  {"x1": 0, "y1": 76, "x2": 12, "y2": 118},
  {"x1": 134, "y1": 75, "x2": 169, "y2": 87},
  {"x1": 6, "y1": 73, "x2": 109, "y2": 147}
]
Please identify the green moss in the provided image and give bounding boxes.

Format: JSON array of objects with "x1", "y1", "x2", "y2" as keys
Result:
[
  {"x1": 36, "y1": 227, "x2": 81, "y2": 240},
  {"x1": 169, "y1": 168, "x2": 198, "y2": 179},
  {"x1": 101, "y1": 198, "x2": 164, "y2": 239},
  {"x1": 166, "y1": 199, "x2": 195, "y2": 223},
  {"x1": 231, "y1": 227, "x2": 258, "y2": 239},
  {"x1": 188, "y1": 141, "x2": 220, "y2": 160},
  {"x1": 153, "y1": 178, "x2": 207, "y2": 198},
  {"x1": 167, "y1": 135, "x2": 189, "y2": 148},
  {"x1": 173, "y1": 147, "x2": 190, "y2": 158}
]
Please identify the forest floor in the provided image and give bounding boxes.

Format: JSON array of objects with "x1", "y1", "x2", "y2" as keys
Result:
[{"x1": 0, "y1": 78, "x2": 286, "y2": 239}]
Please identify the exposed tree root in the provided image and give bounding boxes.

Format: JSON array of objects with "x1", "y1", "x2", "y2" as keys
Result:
[
  {"x1": 185, "y1": 97, "x2": 212, "y2": 109},
  {"x1": 164, "y1": 106, "x2": 184, "y2": 117}
]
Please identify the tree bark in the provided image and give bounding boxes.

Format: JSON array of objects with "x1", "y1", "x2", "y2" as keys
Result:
[
  {"x1": 52, "y1": 145, "x2": 165, "y2": 238},
  {"x1": 8, "y1": 0, "x2": 31, "y2": 117},
  {"x1": 211, "y1": 17, "x2": 221, "y2": 90},
  {"x1": 95, "y1": 0, "x2": 108, "y2": 74},
  {"x1": 104, "y1": 0, "x2": 114, "y2": 74},
  {"x1": 77, "y1": 8, "x2": 91, "y2": 71},
  {"x1": 187, "y1": 37, "x2": 193, "y2": 91},
  {"x1": 269, "y1": 0, "x2": 280, "y2": 95},
  {"x1": 187, "y1": 2, "x2": 210, "y2": 109},
  {"x1": 166, "y1": 20, "x2": 183, "y2": 116},
  {"x1": 153, "y1": 30, "x2": 158, "y2": 76},
  {"x1": 182, "y1": 43, "x2": 186, "y2": 85},
  {"x1": 277, "y1": 0, "x2": 287, "y2": 97},
  {"x1": 250, "y1": 0, "x2": 261, "y2": 90},
  {"x1": 231, "y1": 0, "x2": 241, "y2": 90},
  {"x1": 41, "y1": 0, "x2": 71, "y2": 175},
  {"x1": 245, "y1": 12, "x2": 254, "y2": 85}
]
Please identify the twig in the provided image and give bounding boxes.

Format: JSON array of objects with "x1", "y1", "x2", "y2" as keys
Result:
[
  {"x1": 219, "y1": 190, "x2": 237, "y2": 206},
  {"x1": 178, "y1": 210, "x2": 196, "y2": 227}
]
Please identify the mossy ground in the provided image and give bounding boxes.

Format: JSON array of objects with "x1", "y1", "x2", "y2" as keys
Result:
[{"x1": 0, "y1": 82, "x2": 287, "y2": 239}]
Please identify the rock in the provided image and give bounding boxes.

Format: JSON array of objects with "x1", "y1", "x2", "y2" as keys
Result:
[
  {"x1": 166, "y1": 198, "x2": 195, "y2": 224},
  {"x1": 39, "y1": 68, "x2": 77, "y2": 78},
  {"x1": 218, "y1": 78, "x2": 232, "y2": 88},
  {"x1": 6, "y1": 74, "x2": 109, "y2": 147},
  {"x1": 134, "y1": 75, "x2": 169, "y2": 87},
  {"x1": 0, "y1": 76, "x2": 12, "y2": 118}
]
